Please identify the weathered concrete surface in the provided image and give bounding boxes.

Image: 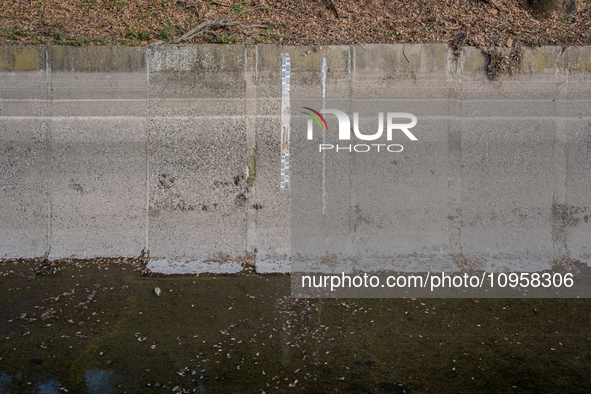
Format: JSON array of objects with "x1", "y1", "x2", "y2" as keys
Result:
[
  {"x1": 0, "y1": 118, "x2": 49, "y2": 258},
  {"x1": 50, "y1": 118, "x2": 147, "y2": 258},
  {"x1": 0, "y1": 44, "x2": 590, "y2": 273}
]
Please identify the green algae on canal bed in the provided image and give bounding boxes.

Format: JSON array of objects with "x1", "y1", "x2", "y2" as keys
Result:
[{"x1": 0, "y1": 258, "x2": 590, "y2": 393}]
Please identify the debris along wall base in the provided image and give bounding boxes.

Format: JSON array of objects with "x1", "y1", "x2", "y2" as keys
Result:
[{"x1": 0, "y1": 44, "x2": 590, "y2": 274}]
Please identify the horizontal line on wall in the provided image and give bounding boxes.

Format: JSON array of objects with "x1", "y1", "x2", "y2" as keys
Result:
[{"x1": 0, "y1": 115, "x2": 283, "y2": 120}]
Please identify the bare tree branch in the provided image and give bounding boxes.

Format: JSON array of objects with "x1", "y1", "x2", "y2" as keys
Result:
[
  {"x1": 202, "y1": 1, "x2": 232, "y2": 6},
  {"x1": 172, "y1": 4, "x2": 289, "y2": 43},
  {"x1": 326, "y1": 0, "x2": 340, "y2": 18}
]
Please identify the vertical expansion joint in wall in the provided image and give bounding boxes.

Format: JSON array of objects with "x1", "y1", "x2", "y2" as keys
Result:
[
  {"x1": 280, "y1": 54, "x2": 291, "y2": 189},
  {"x1": 245, "y1": 47, "x2": 258, "y2": 188},
  {"x1": 321, "y1": 57, "x2": 327, "y2": 215},
  {"x1": 245, "y1": 47, "x2": 258, "y2": 256},
  {"x1": 446, "y1": 48, "x2": 463, "y2": 256},
  {"x1": 143, "y1": 47, "x2": 151, "y2": 258},
  {"x1": 552, "y1": 49, "x2": 569, "y2": 257},
  {"x1": 352, "y1": 46, "x2": 356, "y2": 83},
  {"x1": 347, "y1": 47, "x2": 359, "y2": 264},
  {"x1": 45, "y1": 48, "x2": 53, "y2": 258}
]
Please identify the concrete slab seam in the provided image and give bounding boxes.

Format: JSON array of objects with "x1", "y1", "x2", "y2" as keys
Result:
[
  {"x1": 446, "y1": 47, "x2": 463, "y2": 256},
  {"x1": 552, "y1": 48, "x2": 569, "y2": 255},
  {"x1": 46, "y1": 47, "x2": 52, "y2": 258},
  {"x1": 245, "y1": 46, "x2": 258, "y2": 256},
  {"x1": 321, "y1": 57, "x2": 327, "y2": 215},
  {"x1": 144, "y1": 47, "x2": 150, "y2": 258}
]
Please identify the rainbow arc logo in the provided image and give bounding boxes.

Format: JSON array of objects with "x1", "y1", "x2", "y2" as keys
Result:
[{"x1": 302, "y1": 107, "x2": 328, "y2": 132}]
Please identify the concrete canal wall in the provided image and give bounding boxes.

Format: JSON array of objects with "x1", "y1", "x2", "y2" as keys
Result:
[{"x1": 1, "y1": 44, "x2": 590, "y2": 273}]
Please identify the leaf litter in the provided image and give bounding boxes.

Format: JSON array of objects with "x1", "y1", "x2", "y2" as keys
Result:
[{"x1": 1, "y1": 0, "x2": 590, "y2": 50}]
